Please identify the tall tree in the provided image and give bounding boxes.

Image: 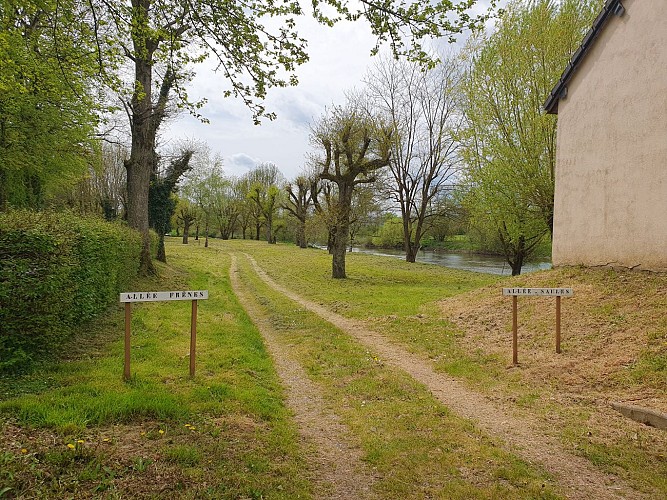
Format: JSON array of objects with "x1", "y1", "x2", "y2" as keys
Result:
[
  {"x1": 83, "y1": 0, "x2": 496, "y2": 273},
  {"x1": 460, "y1": 0, "x2": 602, "y2": 275},
  {"x1": 311, "y1": 105, "x2": 392, "y2": 278},
  {"x1": 363, "y1": 54, "x2": 463, "y2": 262},
  {"x1": 0, "y1": 1, "x2": 100, "y2": 208}
]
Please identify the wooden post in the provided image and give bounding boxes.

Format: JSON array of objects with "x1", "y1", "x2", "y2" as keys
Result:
[
  {"x1": 190, "y1": 300, "x2": 198, "y2": 378},
  {"x1": 556, "y1": 295, "x2": 562, "y2": 354},
  {"x1": 512, "y1": 295, "x2": 518, "y2": 365},
  {"x1": 124, "y1": 302, "x2": 131, "y2": 381}
]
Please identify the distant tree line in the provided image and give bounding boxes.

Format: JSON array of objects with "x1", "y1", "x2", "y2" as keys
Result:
[{"x1": 0, "y1": 0, "x2": 604, "y2": 277}]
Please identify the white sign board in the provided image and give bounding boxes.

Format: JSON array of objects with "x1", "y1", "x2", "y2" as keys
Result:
[
  {"x1": 502, "y1": 287, "x2": 573, "y2": 297},
  {"x1": 120, "y1": 290, "x2": 209, "y2": 303}
]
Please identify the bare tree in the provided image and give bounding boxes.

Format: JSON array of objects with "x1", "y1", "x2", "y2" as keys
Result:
[
  {"x1": 310, "y1": 105, "x2": 391, "y2": 278},
  {"x1": 363, "y1": 54, "x2": 463, "y2": 262}
]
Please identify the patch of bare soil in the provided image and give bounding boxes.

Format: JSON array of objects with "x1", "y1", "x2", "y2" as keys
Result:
[
  {"x1": 244, "y1": 253, "x2": 651, "y2": 500},
  {"x1": 229, "y1": 254, "x2": 378, "y2": 499}
]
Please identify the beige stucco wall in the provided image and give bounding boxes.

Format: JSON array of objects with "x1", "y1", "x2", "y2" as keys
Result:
[{"x1": 553, "y1": 0, "x2": 667, "y2": 271}]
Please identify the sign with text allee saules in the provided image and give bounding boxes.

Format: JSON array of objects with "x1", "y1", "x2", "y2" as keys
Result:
[
  {"x1": 119, "y1": 290, "x2": 209, "y2": 303},
  {"x1": 502, "y1": 287, "x2": 573, "y2": 297}
]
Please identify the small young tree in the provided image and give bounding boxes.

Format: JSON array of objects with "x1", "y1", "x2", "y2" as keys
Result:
[{"x1": 311, "y1": 105, "x2": 392, "y2": 278}]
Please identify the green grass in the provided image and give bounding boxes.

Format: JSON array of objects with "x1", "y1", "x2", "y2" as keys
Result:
[
  {"x1": 231, "y1": 249, "x2": 561, "y2": 498},
  {"x1": 2, "y1": 236, "x2": 664, "y2": 498},
  {"x1": 0, "y1": 248, "x2": 311, "y2": 499},
  {"x1": 219, "y1": 239, "x2": 667, "y2": 497}
]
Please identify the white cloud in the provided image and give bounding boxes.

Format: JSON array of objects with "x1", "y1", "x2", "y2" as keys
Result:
[{"x1": 162, "y1": 0, "x2": 507, "y2": 180}]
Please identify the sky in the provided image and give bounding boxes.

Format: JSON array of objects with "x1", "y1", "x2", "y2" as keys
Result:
[{"x1": 161, "y1": 1, "x2": 502, "y2": 181}]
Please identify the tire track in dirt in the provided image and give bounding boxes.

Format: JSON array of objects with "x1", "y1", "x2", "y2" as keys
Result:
[
  {"x1": 229, "y1": 255, "x2": 377, "y2": 500},
  {"x1": 243, "y1": 253, "x2": 648, "y2": 500}
]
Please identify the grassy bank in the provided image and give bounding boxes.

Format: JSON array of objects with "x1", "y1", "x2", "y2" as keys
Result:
[{"x1": 230, "y1": 239, "x2": 667, "y2": 496}]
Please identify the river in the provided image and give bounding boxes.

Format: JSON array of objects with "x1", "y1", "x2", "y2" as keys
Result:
[{"x1": 346, "y1": 246, "x2": 551, "y2": 275}]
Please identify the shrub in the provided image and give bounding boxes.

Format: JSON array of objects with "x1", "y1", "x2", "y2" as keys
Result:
[{"x1": 0, "y1": 210, "x2": 141, "y2": 370}]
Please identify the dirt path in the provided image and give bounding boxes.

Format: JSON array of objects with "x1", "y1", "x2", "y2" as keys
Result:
[
  {"x1": 243, "y1": 253, "x2": 647, "y2": 500},
  {"x1": 229, "y1": 255, "x2": 377, "y2": 499}
]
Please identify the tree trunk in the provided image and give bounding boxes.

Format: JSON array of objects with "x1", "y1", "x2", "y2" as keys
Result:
[
  {"x1": 510, "y1": 236, "x2": 525, "y2": 276},
  {"x1": 183, "y1": 220, "x2": 190, "y2": 244},
  {"x1": 157, "y1": 232, "x2": 166, "y2": 263},
  {"x1": 327, "y1": 227, "x2": 335, "y2": 254},
  {"x1": 405, "y1": 243, "x2": 417, "y2": 263},
  {"x1": 331, "y1": 189, "x2": 352, "y2": 279},
  {"x1": 331, "y1": 220, "x2": 349, "y2": 278},
  {"x1": 126, "y1": 156, "x2": 154, "y2": 275},
  {"x1": 125, "y1": 1, "x2": 162, "y2": 275},
  {"x1": 204, "y1": 219, "x2": 209, "y2": 248},
  {"x1": 401, "y1": 210, "x2": 418, "y2": 263},
  {"x1": 298, "y1": 220, "x2": 307, "y2": 248},
  {"x1": 255, "y1": 223, "x2": 261, "y2": 240},
  {"x1": 266, "y1": 218, "x2": 275, "y2": 244}
]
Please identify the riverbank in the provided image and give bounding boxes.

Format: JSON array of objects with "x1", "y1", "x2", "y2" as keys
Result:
[{"x1": 348, "y1": 245, "x2": 552, "y2": 275}]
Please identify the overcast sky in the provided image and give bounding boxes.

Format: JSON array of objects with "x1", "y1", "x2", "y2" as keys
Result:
[{"x1": 162, "y1": 1, "x2": 502, "y2": 181}]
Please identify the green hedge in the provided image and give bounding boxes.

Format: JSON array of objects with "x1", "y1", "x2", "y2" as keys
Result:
[{"x1": 0, "y1": 211, "x2": 142, "y2": 370}]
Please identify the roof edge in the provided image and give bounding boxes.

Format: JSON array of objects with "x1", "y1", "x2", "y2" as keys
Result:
[{"x1": 544, "y1": 0, "x2": 624, "y2": 114}]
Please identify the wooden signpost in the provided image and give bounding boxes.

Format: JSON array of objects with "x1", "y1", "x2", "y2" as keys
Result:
[
  {"x1": 502, "y1": 288, "x2": 573, "y2": 365},
  {"x1": 119, "y1": 290, "x2": 208, "y2": 380}
]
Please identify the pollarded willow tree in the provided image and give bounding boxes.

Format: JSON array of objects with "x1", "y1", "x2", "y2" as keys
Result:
[
  {"x1": 459, "y1": 0, "x2": 603, "y2": 275},
  {"x1": 311, "y1": 105, "x2": 392, "y2": 278},
  {"x1": 362, "y1": 53, "x2": 463, "y2": 262},
  {"x1": 283, "y1": 175, "x2": 316, "y2": 249},
  {"x1": 246, "y1": 163, "x2": 284, "y2": 244},
  {"x1": 80, "y1": 0, "x2": 498, "y2": 273}
]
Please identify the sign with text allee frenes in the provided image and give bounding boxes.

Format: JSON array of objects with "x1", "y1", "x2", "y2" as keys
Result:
[
  {"x1": 119, "y1": 290, "x2": 209, "y2": 303},
  {"x1": 502, "y1": 287, "x2": 573, "y2": 297}
]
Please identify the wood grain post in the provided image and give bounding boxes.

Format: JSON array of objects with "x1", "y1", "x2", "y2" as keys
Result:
[
  {"x1": 190, "y1": 300, "x2": 198, "y2": 378},
  {"x1": 512, "y1": 295, "x2": 518, "y2": 365},
  {"x1": 556, "y1": 296, "x2": 562, "y2": 354},
  {"x1": 124, "y1": 302, "x2": 131, "y2": 381}
]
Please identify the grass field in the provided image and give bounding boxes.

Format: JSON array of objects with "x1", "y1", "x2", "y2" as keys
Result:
[
  {"x1": 240, "y1": 239, "x2": 667, "y2": 495},
  {"x1": 1, "y1": 236, "x2": 664, "y2": 498},
  {"x1": 0, "y1": 247, "x2": 311, "y2": 498}
]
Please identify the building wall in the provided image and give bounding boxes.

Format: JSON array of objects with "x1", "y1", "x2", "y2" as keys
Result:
[{"x1": 553, "y1": 0, "x2": 667, "y2": 271}]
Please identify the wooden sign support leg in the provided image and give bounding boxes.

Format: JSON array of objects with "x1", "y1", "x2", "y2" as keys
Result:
[
  {"x1": 512, "y1": 296, "x2": 518, "y2": 365},
  {"x1": 124, "y1": 302, "x2": 131, "y2": 381},
  {"x1": 556, "y1": 296, "x2": 562, "y2": 354},
  {"x1": 190, "y1": 300, "x2": 198, "y2": 378}
]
